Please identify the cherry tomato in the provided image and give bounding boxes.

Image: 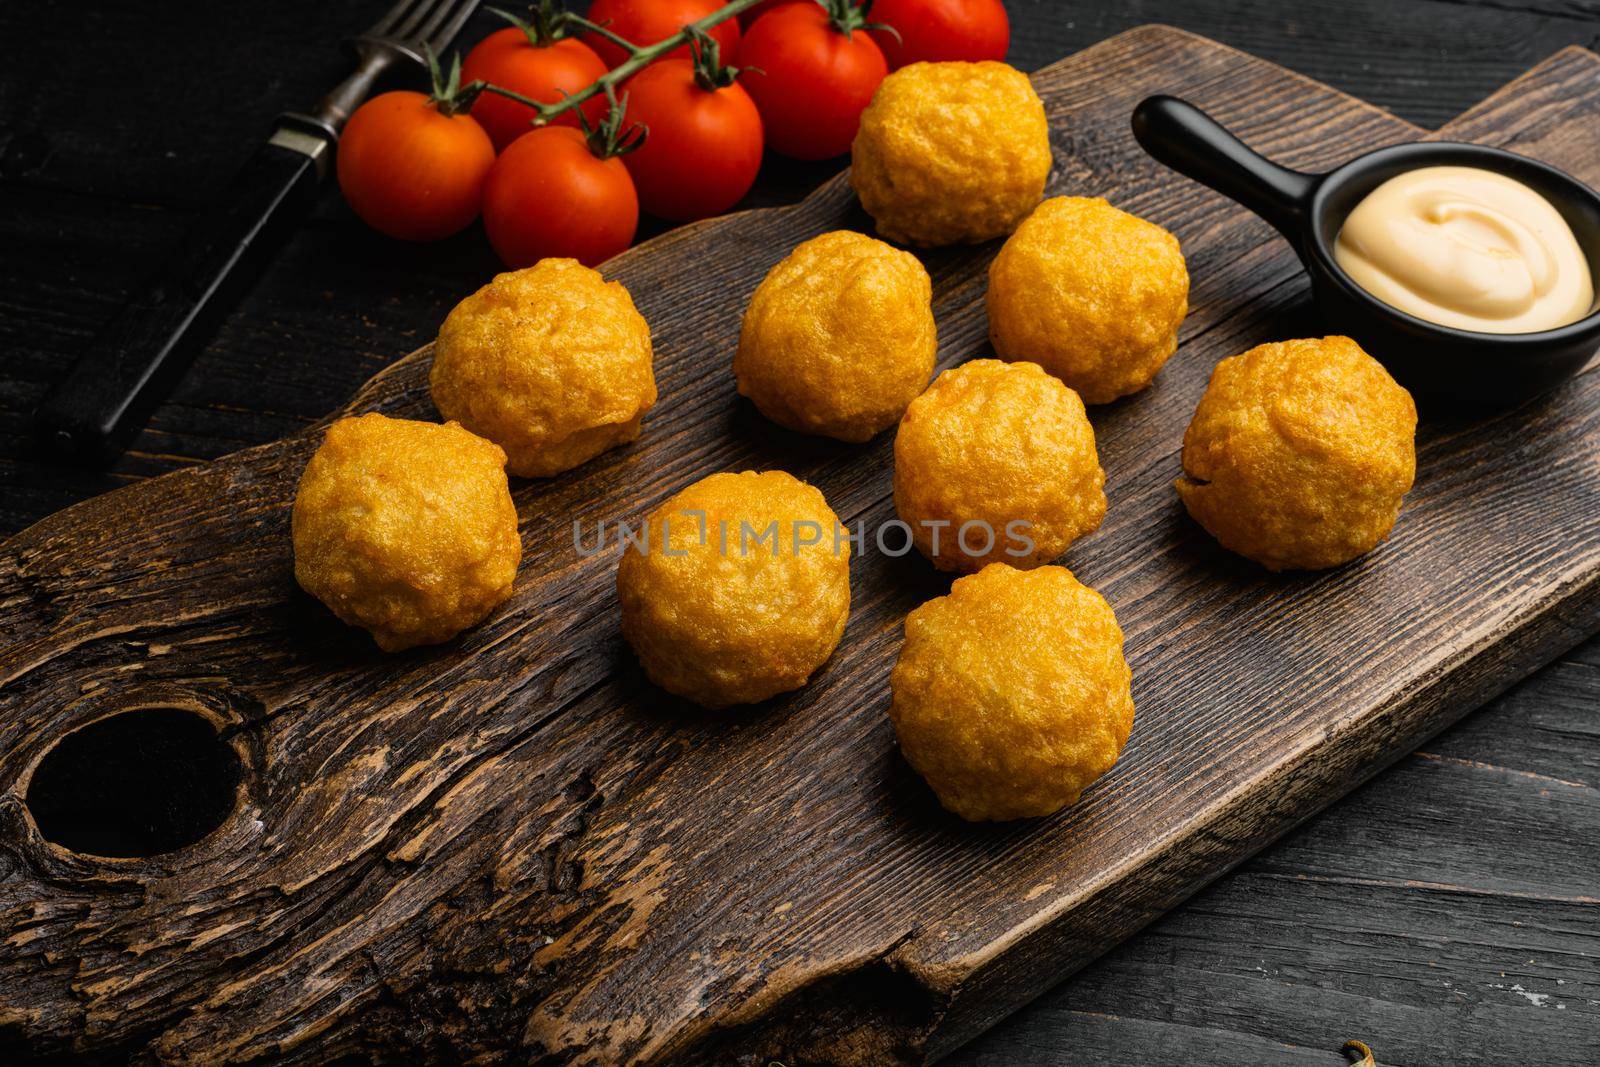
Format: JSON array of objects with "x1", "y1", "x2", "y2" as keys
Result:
[
  {"x1": 584, "y1": 0, "x2": 741, "y2": 70},
  {"x1": 736, "y1": 1, "x2": 888, "y2": 160},
  {"x1": 461, "y1": 27, "x2": 609, "y2": 150},
  {"x1": 337, "y1": 90, "x2": 495, "y2": 242},
  {"x1": 621, "y1": 59, "x2": 763, "y2": 221},
  {"x1": 869, "y1": 0, "x2": 1010, "y2": 68},
  {"x1": 737, "y1": 0, "x2": 798, "y2": 27},
  {"x1": 482, "y1": 126, "x2": 639, "y2": 267}
]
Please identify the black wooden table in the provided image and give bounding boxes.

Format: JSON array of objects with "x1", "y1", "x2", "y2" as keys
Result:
[{"x1": 3, "y1": 2, "x2": 1597, "y2": 1064}]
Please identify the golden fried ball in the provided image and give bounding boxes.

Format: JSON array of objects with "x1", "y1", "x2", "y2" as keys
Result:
[
  {"x1": 292, "y1": 413, "x2": 521, "y2": 652},
  {"x1": 894, "y1": 360, "x2": 1106, "y2": 572},
  {"x1": 889, "y1": 564, "x2": 1134, "y2": 821},
  {"x1": 851, "y1": 61, "x2": 1052, "y2": 247},
  {"x1": 430, "y1": 258, "x2": 656, "y2": 477},
  {"x1": 617, "y1": 470, "x2": 851, "y2": 709},
  {"x1": 734, "y1": 231, "x2": 936, "y2": 442},
  {"x1": 987, "y1": 196, "x2": 1189, "y2": 404},
  {"x1": 1176, "y1": 336, "x2": 1418, "y2": 571}
]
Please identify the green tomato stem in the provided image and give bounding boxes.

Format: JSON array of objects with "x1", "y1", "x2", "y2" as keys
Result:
[
  {"x1": 560, "y1": 14, "x2": 638, "y2": 55},
  {"x1": 532, "y1": 0, "x2": 766, "y2": 124},
  {"x1": 486, "y1": 4, "x2": 566, "y2": 50}
]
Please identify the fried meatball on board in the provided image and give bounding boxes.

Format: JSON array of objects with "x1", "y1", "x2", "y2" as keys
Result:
[{"x1": 3, "y1": 27, "x2": 1598, "y2": 1067}]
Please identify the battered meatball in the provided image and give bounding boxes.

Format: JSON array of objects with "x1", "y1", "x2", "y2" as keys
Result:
[
  {"x1": 292, "y1": 413, "x2": 521, "y2": 652},
  {"x1": 889, "y1": 564, "x2": 1134, "y2": 821},
  {"x1": 894, "y1": 360, "x2": 1105, "y2": 572},
  {"x1": 851, "y1": 61, "x2": 1052, "y2": 247},
  {"x1": 617, "y1": 470, "x2": 851, "y2": 709},
  {"x1": 735, "y1": 231, "x2": 936, "y2": 442},
  {"x1": 430, "y1": 258, "x2": 656, "y2": 477},
  {"x1": 1176, "y1": 336, "x2": 1417, "y2": 571},
  {"x1": 987, "y1": 196, "x2": 1189, "y2": 404}
]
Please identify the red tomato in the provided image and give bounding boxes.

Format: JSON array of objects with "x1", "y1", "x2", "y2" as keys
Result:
[
  {"x1": 737, "y1": 0, "x2": 798, "y2": 27},
  {"x1": 736, "y1": 2, "x2": 888, "y2": 160},
  {"x1": 868, "y1": 0, "x2": 1010, "y2": 68},
  {"x1": 584, "y1": 0, "x2": 741, "y2": 69},
  {"x1": 621, "y1": 59, "x2": 764, "y2": 221},
  {"x1": 461, "y1": 27, "x2": 609, "y2": 150},
  {"x1": 337, "y1": 90, "x2": 495, "y2": 242},
  {"x1": 482, "y1": 126, "x2": 639, "y2": 267}
]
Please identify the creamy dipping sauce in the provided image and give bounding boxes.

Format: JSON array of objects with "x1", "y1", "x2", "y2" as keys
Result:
[{"x1": 1334, "y1": 165, "x2": 1594, "y2": 334}]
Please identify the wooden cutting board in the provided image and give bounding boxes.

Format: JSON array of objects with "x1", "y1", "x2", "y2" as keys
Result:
[{"x1": 3, "y1": 25, "x2": 1599, "y2": 1065}]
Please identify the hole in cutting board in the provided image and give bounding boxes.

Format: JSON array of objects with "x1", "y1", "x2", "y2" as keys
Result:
[{"x1": 25, "y1": 707, "x2": 243, "y2": 857}]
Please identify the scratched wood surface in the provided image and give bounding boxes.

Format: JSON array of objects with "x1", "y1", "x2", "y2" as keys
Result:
[{"x1": 3, "y1": 26, "x2": 1600, "y2": 1065}]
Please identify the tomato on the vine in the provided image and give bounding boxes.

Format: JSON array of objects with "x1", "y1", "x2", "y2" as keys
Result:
[
  {"x1": 583, "y1": 0, "x2": 741, "y2": 70},
  {"x1": 337, "y1": 56, "x2": 495, "y2": 242},
  {"x1": 461, "y1": 4, "x2": 609, "y2": 150},
  {"x1": 621, "y1": 33, "x2": 763, "y2": 221},
  {"x1": 736, "y1": 0, "x2": 888, "y2": 160},
  {"x1": 482, "y1": 100, "x2": 642, "y2": 267},
  {"x1": 869, "y1": 0, "x2": 1010, "y2": 68}
]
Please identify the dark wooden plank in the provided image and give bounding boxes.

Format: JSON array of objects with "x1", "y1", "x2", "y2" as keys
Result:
[
  {"x1": 2, "y1": 23, "x2": 1599, "y2": 1067},
  {"x1": 1004, "y1": 0, "x2": 1600, "y2": 129},
  {"x1": 960, "y1": 884, "x2": 1600, "y2": 1066}
]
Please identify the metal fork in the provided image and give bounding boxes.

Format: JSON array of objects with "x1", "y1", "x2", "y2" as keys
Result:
[
  {"x1": 310, "y1": 0, "x2": 485, "y2": 133},
  {"x1": 35, "y1": 0, "x2": 482, "y2": 465}
]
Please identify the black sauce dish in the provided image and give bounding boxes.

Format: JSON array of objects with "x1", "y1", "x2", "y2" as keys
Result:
[{"x1": 1131, "y1": 94, "x2": 1600, "y2": 410}]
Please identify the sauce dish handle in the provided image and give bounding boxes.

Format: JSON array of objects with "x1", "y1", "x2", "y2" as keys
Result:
[{"x1": 1132, "y1": 95, "x2": 1317, "y2": 243}]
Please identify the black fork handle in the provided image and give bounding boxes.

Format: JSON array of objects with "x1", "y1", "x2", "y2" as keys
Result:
[{"x1": 34, "y1": 129, "x2": 327, "y2": 465}]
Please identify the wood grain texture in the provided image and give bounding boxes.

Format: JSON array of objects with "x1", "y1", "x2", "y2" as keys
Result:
[
  {"x1": 3, "y1": 25, "x2": 1600, "y2": 1065},
  {"x1": 954, "y1": 636, "x2": 1600, "y2": 1066}
]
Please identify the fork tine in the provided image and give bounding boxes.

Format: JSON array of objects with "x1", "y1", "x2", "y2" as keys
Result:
[
  {"x1": 364, "y1": 0, "x2": 427, "y2": 39},
  {"x1": 424, "y1": 0, "x2": 482, "y2": 55},
  {"x1": 390, "y1": 2, "x2": 431, "y2": 41},
  {"x1": 391, "y1": 0, "x2": 447, "y2": 42},
  {"x1": 409, "y1": 0, "x2": 459, "y2": 50}
]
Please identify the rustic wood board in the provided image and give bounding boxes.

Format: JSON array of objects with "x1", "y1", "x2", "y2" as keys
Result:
[{"x1": 3, "y1": 24, "x2": 1599, "y2": 1065}]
